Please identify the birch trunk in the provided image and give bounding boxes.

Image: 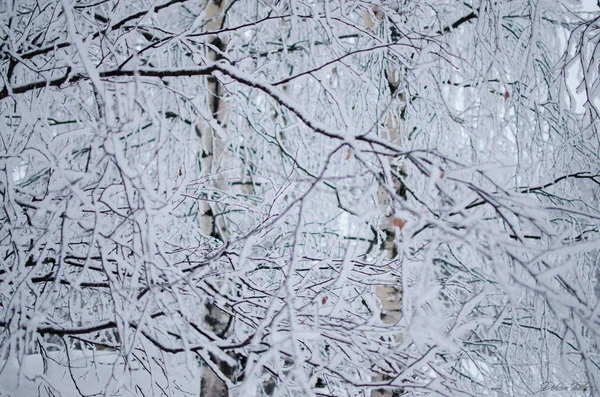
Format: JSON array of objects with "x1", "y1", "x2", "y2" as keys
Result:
[
  {"x1": 197, "y1": 1, "x2": 236, "y2": 395},
  {"x1": 375, "y1": 69, "x2": 405, "y2": 328},
  {"x1": 370, "y1": 17, "x2": 406, "y2": 394}
]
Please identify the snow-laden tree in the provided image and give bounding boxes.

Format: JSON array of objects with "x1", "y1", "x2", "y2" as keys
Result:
[{"x1": 1, "y1": 0, "x2": 599, "y2": 396}]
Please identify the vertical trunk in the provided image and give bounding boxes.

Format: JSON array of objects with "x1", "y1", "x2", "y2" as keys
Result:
[
  {"x1": 376, "y1": 70, "x2": 404, "y2": 328},
  {"x1": 197, "y1": 1, "x2": 236, "y2": 395},
  {"x1": 372, "y1": 43, "x2": 406, "y2": 397},
  {"x1": 198, "y1": 0, "x2": 230, "y2": 243}
]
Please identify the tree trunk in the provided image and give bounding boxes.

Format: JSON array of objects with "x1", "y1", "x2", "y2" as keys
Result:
[
  {"x1": 197, "y1": 1, "x2": 236, "y2": 395},
  {"x1": 372, "y1": 59, "x2": 406, "y2": 397}
]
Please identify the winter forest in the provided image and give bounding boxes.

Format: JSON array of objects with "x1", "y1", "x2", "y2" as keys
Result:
[{"x1": 1, "y1": 0, "x2": 600, "y2": 396}]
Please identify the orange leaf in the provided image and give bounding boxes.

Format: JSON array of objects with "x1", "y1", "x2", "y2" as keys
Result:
[
  {"x1": 345, "y1": 149, "x2": 352, "y2": 160},
  {"x1": 392, "y1": 218, "x2": 407, "y2": 230}
]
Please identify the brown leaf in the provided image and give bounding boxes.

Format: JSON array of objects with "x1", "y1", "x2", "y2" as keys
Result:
[
  {"x1": 178, "y1": 168, "x2": 182, "y2": 176},
  {"x1": 504, "y1": 90, "x2": 510, "y2": 101},
  {"x1": 392, "y1": 218, "x2": 407, "y2": 230}
]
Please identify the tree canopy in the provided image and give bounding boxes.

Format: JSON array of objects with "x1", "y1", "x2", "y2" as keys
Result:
[{"x1": 1, "y1": 0, "x2": 599, "y2": 396}]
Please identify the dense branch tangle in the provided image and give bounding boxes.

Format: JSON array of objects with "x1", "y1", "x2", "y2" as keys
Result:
[{"x1": 1, "y1": 1, "x2": 600, "y2": 396}]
